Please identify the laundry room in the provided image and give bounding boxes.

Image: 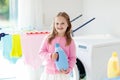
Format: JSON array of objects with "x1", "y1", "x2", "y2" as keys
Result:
[{"x1": 0, "y1": 0, "x2": 120, "y2": 80}]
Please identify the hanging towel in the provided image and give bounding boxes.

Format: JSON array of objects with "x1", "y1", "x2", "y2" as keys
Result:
[
  {"x1": 20, "y1": 33, "x2": 49, "y2": 69},
  {"x1": 1, "y1": 35, "x2": 18, "y2": 63},
  {"x1": 10, "y1": 34, "x2": 22, "y2": 58}
]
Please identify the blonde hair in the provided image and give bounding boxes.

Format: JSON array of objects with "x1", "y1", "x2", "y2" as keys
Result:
[{"x1": 48, "y1": 12, "x2": 72, "y2": 46}]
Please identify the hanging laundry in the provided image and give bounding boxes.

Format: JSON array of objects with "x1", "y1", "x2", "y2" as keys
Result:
[
  {"x1": 1, "y1": 35, "x2": 18, "y2": 63},
  {"x1": 21, "y1": 32, "x2": 49, "y2": 69},
  {"x1": 10, "y1": 34, "x2": 22, "y2": 58}
]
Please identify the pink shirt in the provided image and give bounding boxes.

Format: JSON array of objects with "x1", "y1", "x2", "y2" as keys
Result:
[{"x1": 39, "y1": 36, "x2": 76, "y2": 74}]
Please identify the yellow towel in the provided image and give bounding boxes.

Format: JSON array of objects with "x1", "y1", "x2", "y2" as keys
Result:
[{"x1": 10, "y1": 34, "x2": 22, "y2": 58}]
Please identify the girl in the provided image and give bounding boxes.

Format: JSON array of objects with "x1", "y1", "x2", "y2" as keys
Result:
[{"x1": 39, "y1": 12, "x2": 76, "y2": 80}]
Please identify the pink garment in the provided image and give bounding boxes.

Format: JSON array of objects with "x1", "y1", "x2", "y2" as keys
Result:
[
  {"x1": 39, "y1": 36, "x2": 76, "y2": 74},
  {"x1": 21, "y1": 32, "x2": 49, "y2": 69}
]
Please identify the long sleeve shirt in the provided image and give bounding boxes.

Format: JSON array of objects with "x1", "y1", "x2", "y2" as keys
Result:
[{"x1": 39, "y1": 36, "x2": 76, "y2": 74}]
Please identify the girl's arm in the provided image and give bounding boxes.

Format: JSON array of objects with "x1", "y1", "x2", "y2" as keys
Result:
[
  {"x1": 68, "y1": 39, "x2": 76, "y2": 73},
  {"x1": 38, "y1": 36, "x2": 52, "y2": 61}
]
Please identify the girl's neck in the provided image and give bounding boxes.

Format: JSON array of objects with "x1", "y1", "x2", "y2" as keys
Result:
[{"x1": 57, "y1": 33, "x2": 65, "y2": 37}]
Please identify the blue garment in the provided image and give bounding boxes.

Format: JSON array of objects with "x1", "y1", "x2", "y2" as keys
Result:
[
  {"x1": 1, "y1": 35, "x2": 18, "y2": 63},
  {"x1": 55, "y1": 43, "x2": 69, "y2": 71}
]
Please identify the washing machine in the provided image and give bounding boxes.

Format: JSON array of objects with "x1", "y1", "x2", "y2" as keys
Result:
[{"x1": 73, "y1": 34, "x2": 120, "y2": 80}]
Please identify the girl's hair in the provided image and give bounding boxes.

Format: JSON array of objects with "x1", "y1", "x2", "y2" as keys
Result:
[{"x1": 48, "y1": 12, "x2": 72, "y2": 46}]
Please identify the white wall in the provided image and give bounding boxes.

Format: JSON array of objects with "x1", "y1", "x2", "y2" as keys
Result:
[
  {"x1": 18, "y1": 0, "x2": 120, "y2": 37},
  {"x1": 76, "y1": 0, "x2": 120, "y2": 37},
  {"x1": 18, "y1": 0, "x2": 83, "y2": 31},
  {"x1": 18, "y1": 0, "x2": 43, "y2": 30},
  {"x1": 42, "y1": 0, "x2": 83, "y2": 30}
]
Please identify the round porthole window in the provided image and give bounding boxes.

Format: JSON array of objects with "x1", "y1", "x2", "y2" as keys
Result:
[{"x1": 70, "y1": 58, "x2": 86, "y2": 80}]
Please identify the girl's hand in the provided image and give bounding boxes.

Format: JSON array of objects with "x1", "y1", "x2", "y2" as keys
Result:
[
  {"x1": 60, "y1": 69, "x2": 70, "y2": 74},
  {"x1": 51, "y1": 52, "x2": 58, "y2": 61}
]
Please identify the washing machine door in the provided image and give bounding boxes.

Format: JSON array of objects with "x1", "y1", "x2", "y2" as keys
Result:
[
  {"x1": 70, "y1": 64, "x2": 79, "y2": 80},
  {"x1": 76, "y1": 58, "x2": 86, "y2": 79}
]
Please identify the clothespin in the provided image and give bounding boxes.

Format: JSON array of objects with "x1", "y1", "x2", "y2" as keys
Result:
[{"x1": 0, "y1": 33, "x2": 9, "y2": 40}]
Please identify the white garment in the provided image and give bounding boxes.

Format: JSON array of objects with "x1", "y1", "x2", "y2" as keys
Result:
[{"x1": 40, "y1": 71, "x2": 70, "y2": 80}]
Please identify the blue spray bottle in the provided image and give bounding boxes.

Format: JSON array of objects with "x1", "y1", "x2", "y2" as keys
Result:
[{"x1": 55, "y1": 43, "x2": 69, "y2": 71}]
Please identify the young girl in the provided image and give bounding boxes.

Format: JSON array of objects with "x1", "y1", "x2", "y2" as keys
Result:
[{"x1": 39, "y1": 12, "x2": 76, "y2": 80}]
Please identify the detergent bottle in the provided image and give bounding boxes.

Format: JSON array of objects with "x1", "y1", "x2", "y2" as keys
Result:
[
  {"x1": 107, "y1": 52, "x2": 120, "y2": 78},
  {"x1": 55, "y1": 43, "x2": 69, "y2": 71}
]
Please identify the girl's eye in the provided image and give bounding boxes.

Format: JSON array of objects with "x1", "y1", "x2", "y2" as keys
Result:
[
  {"x1": 55, "y1": 22, "x2": 64, "y2": 25},
  {"x1": 56, "y1": 23, "x2": 59, "y2": 25},
  {"x1": 61, "y1": 23, "x2": 64, "y2": 25}
]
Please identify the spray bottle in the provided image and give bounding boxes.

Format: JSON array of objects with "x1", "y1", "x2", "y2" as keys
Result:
[{"x1": 107, "y1": 52, "x2": 120, "y2": 78}]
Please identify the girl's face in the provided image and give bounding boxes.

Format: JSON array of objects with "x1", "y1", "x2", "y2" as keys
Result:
[{"x1": 54, "y1": 16, "x2": 68, "y2": 36}]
